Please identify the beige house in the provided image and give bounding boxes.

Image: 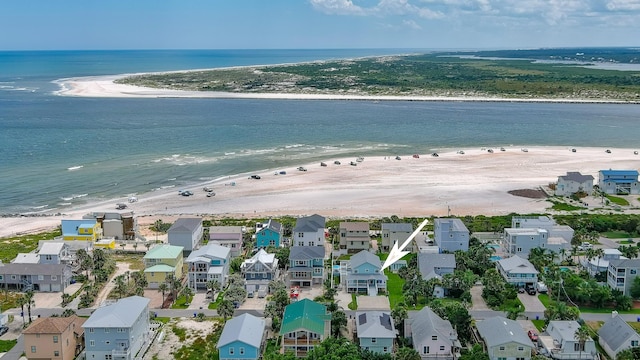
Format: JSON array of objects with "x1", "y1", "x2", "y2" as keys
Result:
[
  {"x1": 23, "y1": 316, "x2": 86, "y2": 360},
  {"x1": 339, "y1": 222, "x2": 370, "y2": 253}
]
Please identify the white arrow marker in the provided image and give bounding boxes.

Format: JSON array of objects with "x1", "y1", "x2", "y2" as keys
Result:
[{"x1": 381, "y1": 219, "x2": 429, "y2": 271}]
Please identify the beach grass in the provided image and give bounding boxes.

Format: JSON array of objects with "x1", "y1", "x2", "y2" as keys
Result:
[
  {"x1": 0, "y1": 229, "x2": 61, "y2": 264},
  {"x1": 606, "y1": 195, "x2": 630, "y2": 206},
  {"x1": 549, "y1": 201, "x2": 586, "y2": 211}
]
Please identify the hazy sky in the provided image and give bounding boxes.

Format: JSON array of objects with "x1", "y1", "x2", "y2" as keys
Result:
[{"x1": 1, "y1": 0, "x2": 639, "y2": 50}]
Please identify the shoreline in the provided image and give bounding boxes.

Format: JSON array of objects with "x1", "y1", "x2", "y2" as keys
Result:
[
  {"x1": 53, "y1": 68, "x2": 639, "y2": 105},
  {"x1": 2, "y1": 145, "x2": 640, "y2": 239}
]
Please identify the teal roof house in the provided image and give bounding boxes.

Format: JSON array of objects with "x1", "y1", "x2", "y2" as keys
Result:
[
  {"x1": 83, "y1": 296, "x2": 151, "y2": 360},
  {"x1": 280, "y1": 299, "x2": 330, "y2": 357},
  {"x1": 217, "y1": 313, "x2": 266, "y2": 360}
]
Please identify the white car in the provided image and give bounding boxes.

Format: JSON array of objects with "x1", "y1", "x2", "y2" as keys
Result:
[{"x1": 578, "y1": 242, "x2": 593, "y2": 251}]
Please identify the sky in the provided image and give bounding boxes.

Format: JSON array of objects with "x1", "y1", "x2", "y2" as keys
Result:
[{"x1": 0, "y1": 0, "x2": 639, "y2": 50}]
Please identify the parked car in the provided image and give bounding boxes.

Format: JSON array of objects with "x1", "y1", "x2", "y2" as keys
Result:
[
  {"x1": 334, "y1": 160, "x2": 341, "y2": 165},
  {"x1": 528, "y1": 330, "x2": 539, "y2": 342},
  {"x1": 578, "y1": 242, "x2": 593, "y2": 251},
  {"x1": 297, "y1": 167, "x2": 307, "y2": 171},
  {"x1": 203, "y1": 186, "x2": 214, "y2": 192},
  {"x1": 179, "y1": 190, "x2": 193, "y2": 196},
  {"x1": 526, "y1": 284, "x2": 537, "y2": 295},
  {"x1": 518, "y1": 287, "x2": 526, "y2": 294},
  {"x1": 0, "y1": 326, "x2": 8, "y2": 336},
  {"x1": 206, "y1": 192, "x2": 216, "y2": 197},
  {"x1": 249, "y1": 175, "x2": 261, "y2": 179}
]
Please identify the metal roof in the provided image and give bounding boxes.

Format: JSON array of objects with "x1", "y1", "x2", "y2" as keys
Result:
[
  {"x1": 143, "y1": 244, "x2": 184, "y2": 260},
  {"x1": 82, "y1": 296, "x2": 149, "y2": 329},
  {"x1": 0, "y1": 263, "x2": 68, "y2": 276},
  {"x1": 609, "y1": 258, "x2": 640, "y2": 269},
  {"x1": 356, "y1": 311, "x2": 396, "y2": 339},
  {"x1": 143, "y1": 264, "x2": 175, "y2": 273},
  {"x1": 265, "y1": 219, "x2": 282, "y2": 233},
  {"x1": 600, "y1": 170, "x2": 639, "y2": 177},
  {"x1": 476, "y1": 316, "x2": 531, "y2": 348},
  {"x1": 497, "y1": 255, "x2": 539, "y2": 274},
  {"x1": 185, "y1": 243, "x2": 230, "y2": 262},
  {"x1": 61, "y1": 219, "x2": 97, "y2": 236},
  {"x1": 38, "y1": 242, "x2": 66, "y2": 256},
  {"x1": 217, "y1": 313, "x2": 266, "y2": 349},
  {"x1": 598, "y1": 314, "x2": 640, "y2": 352},
  {"x1": 280, "y1": 299, "x2": 329, "y2": 335},
  {"x1": 293, "y1": 214, "x2": 326, "y2": 232},
  {"x1": 168, "y1": 217, "x2": 202, "y2": 233}
]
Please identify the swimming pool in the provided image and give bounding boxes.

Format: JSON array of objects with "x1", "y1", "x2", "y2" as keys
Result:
[{"x1": 490, "y1": 255, "x2": 502, "y2": 262}]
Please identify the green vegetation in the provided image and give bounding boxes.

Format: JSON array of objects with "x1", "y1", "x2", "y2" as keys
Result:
[
  {"x1": 0, "y1": 339, "x2": 17, "y2": 352},
  {"x1": 117, "y1": 52, "x2": 640, "y2": 102},
  {"x1": 171, "y1": 294, "x2": 189, "y2": 309},
  {"x1": 384, "y1": 270, "x2": 404, "y2": 308},
  {"x1": 606, "y1": 195, "x2": 630, "y2": 206},
  {"x1": 531, "y1": 320, "x2": 546, "y2": 332},
  {"x1": 348, "y1": 293, "x2": 357, "y2": 310},
  {"x1": 112, "y1": 253, "x2": 145, "y2": 270},
  {"x1": 171, "y1": 325, "x2": 187, "y2": 342},
  {"x1": 549, "y1": 200, "x2": 586, "y2": 211},
  {"x1": 0, "y1": 229, "x2": 61, "y2": 263},
  {"x1": 173, "y1": 321, "x2": 223, "y2": 360},
  {"x1": 602, "y1": 231, "x2": 638, "y2": 239},
  {"x1": 538, "y1": 294, "x2": 551, "y2": 308}
]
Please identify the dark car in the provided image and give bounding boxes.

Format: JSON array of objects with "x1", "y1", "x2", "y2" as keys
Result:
[
  {"x1": 249, "y1": 175, "x2": 261, "y2": 179},
  {"x1": 528, "y1": 330, "x2": 539, "y2": 342},
  {"x1": 0, "y1": 326, "x2": 8, "y2": 336},
  {"x1": 526, "y1": 284, "x2": 537, "y2": 295},
  {"x1": 518, "y1": 287, "x2": 526, "y2": 294}
]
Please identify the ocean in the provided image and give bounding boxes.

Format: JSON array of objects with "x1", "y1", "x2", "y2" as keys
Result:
[{"x1": 1, "y1": 49, "x2": 640, "y2": 214}]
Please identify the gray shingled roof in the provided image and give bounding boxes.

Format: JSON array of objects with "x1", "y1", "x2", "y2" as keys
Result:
[
  {"x1": 350, "y1": 250, "x2": 381, "y2": 269},
  {"x1": 381, "y1": 223, "x2": 413, "y2": 232},
  {"x1": 217, "y1": 313, "x2": 265, "y2": 349},
  {"x1": 82, "y1": 296, "x2": 149, "y2": 329},
  {"x1": 168, "y1": 217, "x2": 202, "y2": 233},
  {"x1": 609, "y1": 258, "x2": 640, "y2": 268},
  {"x1": 294, "y1": 214, "x2": 325, "y2": 232},
  {"x1": 497, "y1": 255, "x2": 539, "y2": 274},
  {"x1": 476, "y1": 316, "x2": 531, "y2": 348},
  {"x1": 0, "y1": 263, "x2": 68, "y2": 275},
  {"x1": 598, "y1": 315, "x2": 640, "y2": 352},
  {"x1": 356, "y1": 311, "x2": 396, "y2": 339},
  {"x1": 410, "y1": 307, "x2": 456, "y2": 347},
  {"x1": 559, "y1": 172, "x2": 594, "y2": 183},
  {"x1": 418, "y1": 253, "x2": 456, "y2": 279},
  {"x1": 290, "y1": 246, "x2": 325, "y2": 260},
  {"x1": 266, "y1": 219, "x2": 282, "y2": 233},
  {"x1": 185, "y1": 243, "x2": 230, "y2": 262}
]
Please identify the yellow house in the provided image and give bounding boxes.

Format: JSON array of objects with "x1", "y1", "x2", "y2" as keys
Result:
[
  {"x1": 94, "y1": 238, "x2": 116, "y2": 249},
  {"x1": 61, "y1": 219, "x2": 102, "y2": 241},
  {"x1": 143, "y1": 244, "x2": 184, "y2": 288}
]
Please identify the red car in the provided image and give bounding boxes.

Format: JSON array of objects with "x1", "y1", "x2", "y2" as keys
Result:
[{"x1": 528, "y1": 330, "x2": 539, "y2": 342}]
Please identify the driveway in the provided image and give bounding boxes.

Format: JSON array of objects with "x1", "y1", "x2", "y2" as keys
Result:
[
  {"x1": 470, "y1": 285, "x2": 490, "y2": 311},
  {"x1": 518, "y1": 293, "x2": 546, "y2": 313}
]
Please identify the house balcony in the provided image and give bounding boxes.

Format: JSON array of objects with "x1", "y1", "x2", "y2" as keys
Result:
[
  {"x1": 283, "y1": 337, "x2": 322, "y2": 346},
  {"x1": 112, "y1": 347, "x2": 131, "y2": 358}
]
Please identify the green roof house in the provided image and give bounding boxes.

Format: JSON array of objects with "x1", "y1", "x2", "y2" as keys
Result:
[
  {"x1": 280, "y1": 299, "x2": 330, "y2": 357},
  {"x1": 143, "y1": 244, "x2": 184, "y2": 289}
]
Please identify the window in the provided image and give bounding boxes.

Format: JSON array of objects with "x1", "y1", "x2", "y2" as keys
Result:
[
  {"x1": 499, "y1": 346, "x2": 505, "y2": 351},
  {"x1": 38, "y1": 275, "x2": 44, "y2": 280},
  {"x1": 574, "y1": 343, "x2": 585, "y2": 351},
  {"x1": 53, "y1": 335, "x2": 59, "y2": 343},
  {"x1": 90, "y1": 340, "x2": 95, "y2": 346},
  {"x1": 298, "y1": 242, "x2": 304, "y2": 246},
  {"x1": 31, "y1": 346, "x2": 36, "y2": 353},
  {"x1": 89, "y1": 328, "x2": 94, "y2": 333},
  {"x1": 51, "y1": 275, "x2": 57, "y2": 280},
  {"x1": 11, "y1": 275, "x2": 16, "y2": 280},
  {"x1": 440, "y1": 346, "x2": 445, "y2": 351},
  {"x1": 632, "y1": 340, "x2": 639, "y2": 347},
  {"x1": 383, "y1": 347, "x2": 388, "y2": 352},
  {"x1": 105, "y1": 355, "x2": 112, "y2": 360},
  {"x1": 54, "y1": 350, "x2": 60, "y2": 357},
  {"x1": 517, "y1": 346, "x2": 524, "y2": 351},
  {"x1": 240, "y1": 347, "x2": 245, "y2": 355},
  {"x1": 631, "y1": 269, "x2": 637, "y2": 275},
  {"x1": 371, "y1": 338, "x2": 377, "y2": 343},
  {"x1": 104, "y1": 328, "x2": 110, "y2": 333},
  {"x1": 424, "y1": 346, "x2": 429, "y2": 354},
  {"x1": 0, "y1": 275, "x2": 2, "y2": 280},
  {"x1": 229, "y1": 347, "x2": 234, "y2": 355},
  {"x1": 432, "y1": 335, "x2": 437, "y2": 341},
  {"x1": 118, "y1": 328, "x2": 126, "y2": 333}
]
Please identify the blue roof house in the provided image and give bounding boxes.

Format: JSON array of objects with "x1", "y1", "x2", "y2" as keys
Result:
[
  {"x1": 217, "y1": 313, "x2": 266, "y2": 360},
  {"x1": 83, "y1": 296, "x2": 151, "y2": 360},
  {"x1": 255, "y1": 219, "x2": 283, "y2": 248},
  {"x1": 598, "y1": 170, "x2": 640, "y2": 195}
]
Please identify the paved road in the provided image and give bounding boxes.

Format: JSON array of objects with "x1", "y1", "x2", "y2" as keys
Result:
[{"x1": 2, "y1": 334, "x2": 23, "y2": 360}]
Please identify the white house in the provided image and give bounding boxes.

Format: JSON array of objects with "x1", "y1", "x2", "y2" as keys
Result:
[
  {"x1": 433, "y1": 218, "x2": 469, "y2": 252},
  {"x1": 496, "y1": 255, "x2": 539, "y2": 287},
  {"x1": 598, "y1": 313, "x2": 640, "y2": 359},
  {"x1": 167, "y1": 218, "x2": 203, "y2": 254},
  {"x1": 555, "y1": 172, "x2": 594, "y2": 196},
  {"x1": 209, "y1": 226, "x2": 243, "y2": 258},
  {"x1": 293, "y1": 214, "x2": 326, "y2": 247},
  {"x1": 539, "y1": 321, "x2": 596, "y2": 360},
  {"x1": 185, "y1": 243, "x2": 231, "y2": 290}
]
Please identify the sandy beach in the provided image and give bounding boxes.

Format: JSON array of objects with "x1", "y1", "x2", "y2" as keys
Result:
[{"x1": 2, "y1": 146, "x2": 640, "y2": 238}]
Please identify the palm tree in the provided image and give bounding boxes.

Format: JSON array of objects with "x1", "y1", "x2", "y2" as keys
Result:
[
  {"x1": 61, "y1": 293, "x2": 71, "y2": 307},
  {"x1": 17, "y1": 295, "x2": 27, "y2": 326},
  {"x1": 330, "y1": 310, "x2": 347, "y2": 337},
  {"x1": 113, "y1": 275, "x2": 127, "y2": 299},
  {"x1": 182, "y1": 286, "x2": 194, "y2": 305},
  {"x1": 218, "y1": 299, "x2": 235, "y2": 320},
  {"x1": 145, "y1": 242, "x2": 152, "y2": 252},
  {"x1": 158, "y1": 283, "x2": 168, "y2": 308},
  {"x1": 506, "y1": 305, "x2": 523, "y2": 320},
  {"x1": 25, "y1": 290, "x2": 35, "y2": 324},
  {"x1": 390, "y1": 302, "x2": 408, "y2": 337},
  {"x1": 574, "y1": 325, "x2": 591, "y2": 360}
]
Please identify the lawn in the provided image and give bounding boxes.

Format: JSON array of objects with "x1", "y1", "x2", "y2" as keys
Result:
[
  {"x1": 498, "y1": 298, "x2": 524, "y2": 312},
  {"x1": 602, "y1": 231, "x2": 638, "y2": 239},
  {"x1": 171, "y1": 294, "x2": 189, "y2": 309},
  {"x1": 384, "y1": 270, "x2": 404, "y2": 308},
  {"x1": 538, "y1": 294, "x2": 551, "y2": 308},
  {"x1": 348, "y1": 293, "x2": 357, "y2": 310},
  {"x1": 0, "y1": 340, "x2": 17, "y2": 352},
  {"x1": 606, "y1": 195, "x2": 630, "y2": 206},
  {"x1": 531, "y1": 320, "x2": 546, "y2": 332},
  {"x1": 1, "y1": 292, "x2": 27, "y2": 312},
  {"x1": 578, "y1": 306, "x2": 640, "y2": 314},
  {"x1": 208, "y1": 291, "x2": 225, "y2": 310}
]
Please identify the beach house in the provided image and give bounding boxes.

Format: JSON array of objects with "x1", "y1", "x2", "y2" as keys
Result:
[
  {"x1": 496, "y1": 255, "x2": 539, "y2": 287},
  {"x1": 217, "y1": 313, "x2": 266, "y2": 360},
  {"x1": 143, "y1": 244, "x2": 184, "y2": 288},
  {"x1": 23, "y1": 315, "x2": 86, "y2": 360},
  {"x1": 406, "y1": 307, "x2": 460, "y2": 360},
  {"x1": 280, "y1": 299, "x2": 331, "y2": 357},
  {"x1": 433, "y1": 218, "x2": 469, "y2": 252},
  {"x1": 61, "y1": 219, "x2": 102, "y2": 241},
  {"x1": 0, "y1": 263, "x2": 72, "y2": 292},
  {"x1": 293, "y1": 214, "x2": 325, "y2": 247},
  {"x1": 84, "y1": 211, "x2": 135, "y2": 240},
  {"x1": 583, "y1": 248, "x2": 622, "y2": 275},
  {"x1": 381, "y1": 222, "x2": 413, "y2": 252},
  {"x1": 255, "y1": 219, "x2": 283, "y2": 248},
  {"x1": 83, "y1": 296, "x2": 151, "y2": 360},
  {"x1": 555, "y1": 172, "x2": 594, "y2": 196},
  {"x1": 167, "y1": 217, "x2": 203, "y2": 254},
  {"x1": 599, "y1": 169, "x2": 640, "y2": 195},
  {"x1": 341, "y1": 250, "x2": 386, "y2": 295},
  {"x1": 417, "y1": 253, "x2": 456, "y2": 298},
  {"x1": 539, "y1": 321, "x2": 596, "y2": 360},
  {"x1": 241, "y1": 249, "x2": 279, "y2": 296},
  {"x1": 209, "y1": 226, "x2": 243, "y2": 258},
  {"x1": 504, "y1": 216, "x2": 573, "y2": 258},
  {"x1": 288, "y1": 246, "x2": 325, "y2": 287},
  {"x1": 511, "y1": 216, "x2": 575, "y2": 242},
  {"x1": 607, "y1": 258, "x2": 640, "y2": 296},
  {"x1": 339, "y1": 221, "x2": 370, "y2": 253},
  {"x1": 185, "y1": 243, "x2": 231, "y2": 290},
  {"x1": 476, "y1": 316, "x2": 532, "y2": 360},
  {"x1": 37, "y1": 242, "x2": 72, "y2": 265},
  {"x1": 598, "y1": 313, "x2": 640, "y2": 359},
  {"x1": 355, "y1": 311, "x2": 396, "y2": 355}
]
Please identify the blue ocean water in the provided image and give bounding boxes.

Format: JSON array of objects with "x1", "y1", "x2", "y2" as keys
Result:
[{"x1": 1, "y1": 49, "x2": 640, "y2": 214}]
